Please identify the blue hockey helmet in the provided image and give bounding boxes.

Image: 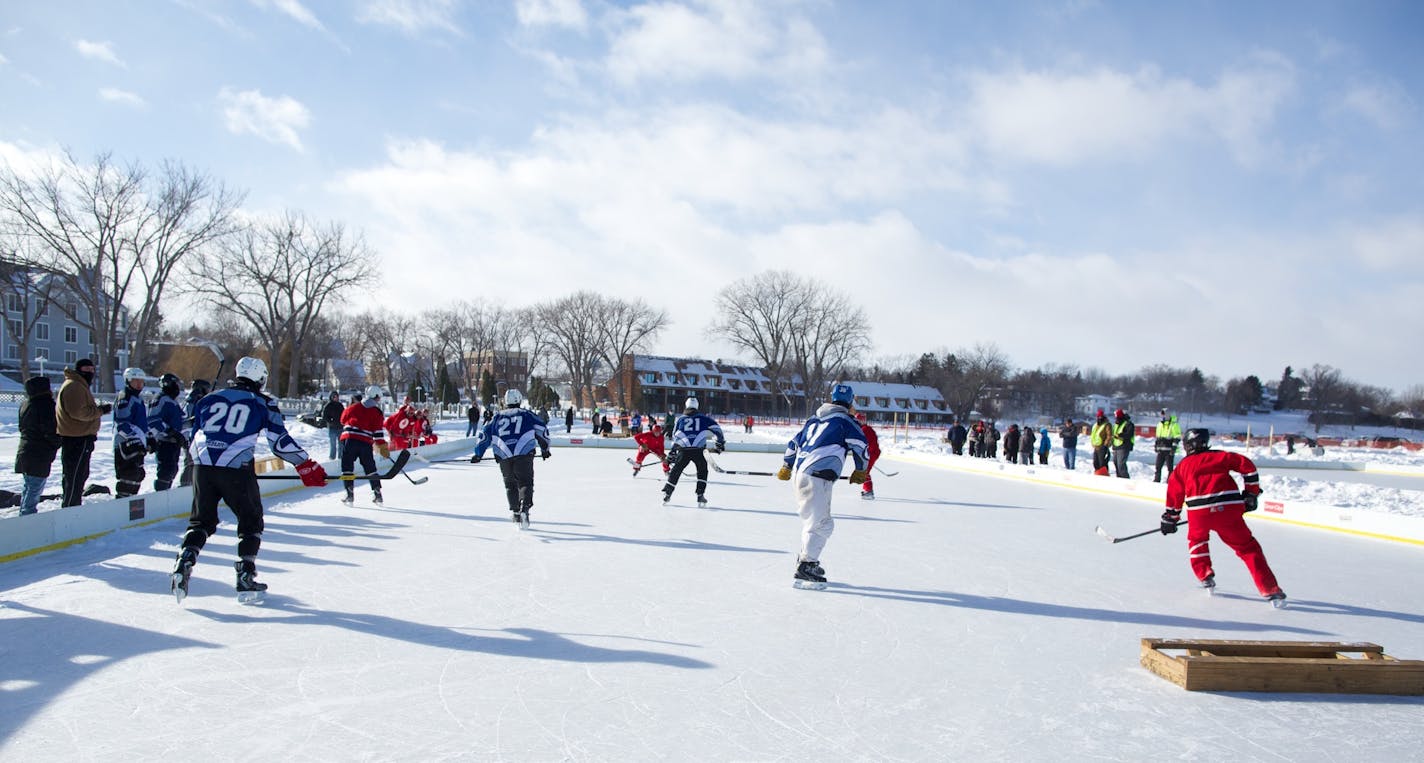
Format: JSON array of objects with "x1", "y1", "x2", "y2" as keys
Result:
[{"x1": 830, "y1": 383, "x2": 854, "y2": 406}]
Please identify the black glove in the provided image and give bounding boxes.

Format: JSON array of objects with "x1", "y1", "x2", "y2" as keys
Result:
[
  {"x1": 668, "y1": 447, "x2": 682, "y2": 463},
  {"x1": 119, "y1": 438, "x2": 146, "y2": 461},
  {"x1": 1242, "y1": 493, "x2": 1258, "y2": 512},
  {"x1": 1160, "y1": 509, "x2": 1181, "y2": 535},
  {"x1": 99, "y1": 403, "x2": 113, "y2": 415},
  {"x1": 470, "y1": 454, "x2": 482, "y2": 464},
  {"x1": 540, "y1": 450, "x2": 551, "y2": 460},
  {"x1": 146, "y1": 436, "x2": 159, "y2": 454},
  {"x1": 713, "y1": 441, "x2": 724, "y2": 454}
]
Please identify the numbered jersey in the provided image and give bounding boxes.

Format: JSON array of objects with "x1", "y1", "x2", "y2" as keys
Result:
[
  {"x1": 672, "y1": 413, "x2": 724, "y2": 449},
  {"x1": 474, "y1": 408, "x2": 550, "y2": 460},
  {"x1": 148, "y1": 393, "x2": 184, "y2": 443},
  {"x1": 188, "y1": 386, "x2": 310, "y2": 469},
  {"x1": 113, "y1": 388, "x2": 149, "y2": 447},
  {"x1": 784, "y1": 404, "x2": 868, "y2": 478}
]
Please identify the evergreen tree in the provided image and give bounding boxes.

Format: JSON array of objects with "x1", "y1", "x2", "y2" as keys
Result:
[
  {"x1": 479, "y1": 369, "x2": 497, "y2": 406},
  {"x1": 1277, "y1": 366, "x2": 1303, "y2": 410},
  {"x1": 436, "y1": 362, "x2": 459, "y2": 405}
]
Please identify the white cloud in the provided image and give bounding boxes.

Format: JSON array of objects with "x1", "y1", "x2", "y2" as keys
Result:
[
  {"x1": 357, "y1": 0, "x2": 460, "y2": 35},
  {"x1": 0, "y1": 51, "x2": 8, "y2": 65},
  {"x1": 251, "y1": 0, "x2": 326, "y2": 31},
  {"x1": 1346, "y1": 217, "x2": 1424, "y2": 272},
  {"x1": 98, "y1": 87, "x2": 145, "y2": 107},
  {"x1": 605, "y1": 0, "x2": 829, "y2": 85},
  {"x1": 218, "y1": 87, "x2": 311, "y2": 150},
  {"x1": 516, "y1": 0, "x2": 587, "y2": 31},
  {"x1": 74, "y1": 39, "x2": 125, "y2": 67},
  {"x1": 1340, "y1": 82, "x2": 1412, "y2": 130},
  {"x1": 967, "y1": 54, "x2": 1295, "y2": 166}
]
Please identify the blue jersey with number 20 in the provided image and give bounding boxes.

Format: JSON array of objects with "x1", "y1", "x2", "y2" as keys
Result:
[{"x1": 188, "y1": 386, "x2": 310, "y2": 469}]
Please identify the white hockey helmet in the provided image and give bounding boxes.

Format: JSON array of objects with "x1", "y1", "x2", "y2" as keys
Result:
[
  {"x1": 234, "y1": 356, "x2": 268, "y2": 388},
  {"x1": 504, "y1": 389, "x2": 525, "y2": 407},
  {"x1": 684, "y1": 396, "x2": 699, "y2": 411},
  {"x1": 364, "y1": 385, "x2": 383, "y2": 400},
  {"x1": 122, "y1": 367, "x2": 145, "y2": 385}
]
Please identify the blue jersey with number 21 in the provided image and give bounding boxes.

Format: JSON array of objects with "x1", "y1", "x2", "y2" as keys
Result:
[{"x1": 188, "y1": 386, "x2": 311, "y2": 469}]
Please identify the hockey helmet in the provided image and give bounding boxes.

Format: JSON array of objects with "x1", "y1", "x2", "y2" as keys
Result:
[
  {"x1": 365, "y1": 385, "x2": 383, "y2": 400},
  {"x1": 1114, "y1": 408, "x2": 1126, "y2": 419},
  {"x1": 855, "y1": 411, "x2": 867, "y2": 422},
  {"x1": 234, "y1": 356, "x2": 268, "y2": 388},
  {"x1": 191, "y1": 379, "x2": 212, "y2": 397},
  {"x1": 1183, "y1": 428, "x2": 1211, "y2": 455},
  {"x1": 504, "y1": 388, "x2": 525, "y2": 407},
  {"x1": 160, "y1": 372, "x2": 182, "y2": 396},
  {"x1": 684, "y1": 396, "x2": 699, "y2": 411},
  {"x1": 123, "y1": 367, "x2": 145, "y2": 386},
  {"x1": 830, "y1": 383, "x2": 854, "y2": 406}
]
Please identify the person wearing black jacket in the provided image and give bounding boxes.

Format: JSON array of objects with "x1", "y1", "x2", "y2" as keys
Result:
[
  {"x1": 16, "y1": 376, "x2": 62, "y2": 515},
  {"x1": 322, "y1": 391, "x2": 345, "y2": 459},
  {"x1": 467, "y1": 402, "x2": 481, "y2": 437},
  {"x1": 947, "y1": 420, "x2": 967, "y2": 455}
]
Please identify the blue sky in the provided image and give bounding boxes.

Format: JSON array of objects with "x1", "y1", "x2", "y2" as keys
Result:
[{"x1": 2, "y1": 0, "x2": 1421, "y2": 392}]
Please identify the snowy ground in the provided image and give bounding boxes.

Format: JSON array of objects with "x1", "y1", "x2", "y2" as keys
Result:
[{"x1": 3, "y1": 436, "x2": 1422, "y2": 760}]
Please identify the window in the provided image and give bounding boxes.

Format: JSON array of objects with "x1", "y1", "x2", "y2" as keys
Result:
[
  {"x1": 36, "y1": 299, "x2": 48, "y2": 316},
  {"x1": 856, "y1": 396, "x2": 869, "y2": 407},
  {"x1": 6, "y1": 294, "x2": 22, "y2": 313},
  {"x1": 875, "y1": 397, "x2": 890, "y2": 408},
  {"x1": 65, "y1": 326, "x2": 78, "y2": 343},
  {"x1": 4, "y1": 344, "x2": 16, "y2": 360},
  {"x1": 5, "y1": 319, "x2": 20, "y2": 339},
  {"x1": 746, "y1": 380, "x2": 758, "y2": 391},
  {"x1": 707, "y1": 375, "x2": 720, "y2": 387},
  {"x1": 728, "y1": 379, "x2": 741, "y2": 390},
  {"x1": 916, "y1": 400, "x2": 928, "y2": 410},
  {"x1": 34, "y1": 322, "x2": 49, "y2": 341},
  {"x1": 642, "y1": 372, "x2": 658, "y2": 384},
  {"x1": 65, "y1": 350, "x2": 78, "y2": 364},
  {"x1": 35, "y1": 347, "x2": 49, "y2": 360},
  {"x1": 685, "y1": 374, "x2": 698, "y2": 385}
]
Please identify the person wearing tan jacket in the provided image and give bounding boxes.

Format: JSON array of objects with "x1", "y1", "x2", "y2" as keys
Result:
[{"x1": 56, "y1": 358, "x2": 111, "y2": 507}]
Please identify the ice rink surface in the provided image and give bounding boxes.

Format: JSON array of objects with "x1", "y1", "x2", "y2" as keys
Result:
[{"x1": 3, "y1": 444, "x2": 1422, "y2": 760}]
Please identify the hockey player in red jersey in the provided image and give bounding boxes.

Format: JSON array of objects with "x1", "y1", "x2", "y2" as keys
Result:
[
  {"x1": 1162, "y1": 428, "x2": 1286, "y2": 607},
  {"x1": 340, "y1": 386, "x2": 391, "y2": 505},
  {"x1": 631, "y1": 423, "x2": 669, "y2": 476},
  {"x1": 855, "y1": 412, "x2": 880, "y2": 500},
  {"x1": 384, "y1": 397, "x2": 417, "y2": 450}
]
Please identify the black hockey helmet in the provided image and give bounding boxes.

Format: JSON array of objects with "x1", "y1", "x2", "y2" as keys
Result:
[
  {"x1": 190, "y1": 378, "x2": 212, "y2": 398},
  {"x1": 160, "y1": 373, "x2": 182, "y2": 397},
  {"x1": 1183, "y1": 428, "x2": 1211, "y2": 455}
]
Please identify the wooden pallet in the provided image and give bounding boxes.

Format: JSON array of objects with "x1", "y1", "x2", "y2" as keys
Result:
[{"x1": 1141, "y1": 638, "x2": 1424, "y2": 695}]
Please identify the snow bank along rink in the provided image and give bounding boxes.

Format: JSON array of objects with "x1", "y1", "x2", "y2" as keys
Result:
[{"x1": 3, "y1": 426, "x2": 1424, "y2": 760}]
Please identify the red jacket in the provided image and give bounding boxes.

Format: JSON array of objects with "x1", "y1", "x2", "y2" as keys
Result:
[
  {"x1": 385, "y1": 406, "x2": 416, "y2": 439},
  {"x1": 634, "y1": 427, "x2": 666, "y2": 454},
  {"x1": 340, "y1": 403, "x2": 387, "y2": 445},
  {"x1": 860, "y1": 424, "x2": 880, "y2": 467},
  {"x1": 1165, "y1": 449, "x2": 1260, "y2": 515}
]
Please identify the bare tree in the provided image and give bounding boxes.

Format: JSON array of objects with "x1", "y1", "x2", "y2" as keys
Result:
[
  {"x1": 186, "y1": 212, "x2": 376, "y2": 396},
  {"x1": 941, "y1": 343, "x2": 1013, "y2": 422},
  {"x1": 360, "y1": 312, "x2": 415, "y2": 394},
  {"x1": 707, "y1": 271, "x2": 869, "y2": 416},
  {"x1": 0, "y1": 242, "x2": 59, "y2": 379},
  {"x1": 535, "y1": 291, "x2": 606, "y2": 408},
  {"x1": 1302, "y1": 363, "x2": 1344, "y2": 433},
  {"x1": 597, "y1": 297, "x2": 670, "y2": 409}
]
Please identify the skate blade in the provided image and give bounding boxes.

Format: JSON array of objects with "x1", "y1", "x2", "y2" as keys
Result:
[
  {"x1": 792, "y1": 579, "x2": 828, "y2": 591},
  {"x1": 1270, "y1": 598, "x2": 1288, "y2": 609},
  {"x1": 237, "y1": 590, "x2": 266, "y2": 605},
  {"x1": 171, "y1": 573, "x2": 188, "y2": 604}
]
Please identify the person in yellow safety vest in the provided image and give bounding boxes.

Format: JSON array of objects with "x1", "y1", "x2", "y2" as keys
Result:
[
  {"x1": 1089, "y1": 408, "x2": 1113, "y2": 475},
  {"x1": 1153, "y1": 408, "x2": 1183, "y2": 483},
  {"x1": 1111, "y1": 408, "x2": 1135, "y2": 478}
]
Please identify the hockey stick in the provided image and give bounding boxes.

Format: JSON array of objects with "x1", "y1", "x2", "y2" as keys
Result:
[
  {"x1": 627, "y1": 456, "x2": 665, "y2": 467},
  {"x1": 256, "y1": 449, "x2": 412, "y2": 482},
  {"x1": 874, "y1": 465, "x2": 899, "y2": 477},
  {"x1": 1094, "y1": 520, "x2": 1183, "y2": 544},
  {"x1": 708, "y1": 456, "x2": 851, "y2": 480}
]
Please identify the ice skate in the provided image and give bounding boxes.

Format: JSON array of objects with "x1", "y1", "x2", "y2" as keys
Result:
[
  {"x1": 793, "y1": 559, "x2": 828, "y2": 590},
  {"x1": 518, "y1": 510, "x2": 531, "y2": 530},
  {"x1": 696, "y1": 495, "x2": 708, "y2": 508},
  {"x1": 1267, "y1": 591, "x2": 1288, "y2": 609},
  {"x1": 661, "y1": 489, "x2": 672, "y2": 505},
  {"x1": 1200, "y1": 575, "x2": 1216, "y2": 595},
  {"x1": 372, "y1": 490, "x2": 383, "y2": 506},
  {"x1": 170, "y1": 548, "x2": 198, "y2": 604},
  {"x1": 860, "y1": 490, "x2": 875, "y2": 501},
  {"x1": 234, "y1": 561, "x2": 267, "y2": 604},
  {"x1": 340, "y1": 492, "x2": 355, "y2": 507}
]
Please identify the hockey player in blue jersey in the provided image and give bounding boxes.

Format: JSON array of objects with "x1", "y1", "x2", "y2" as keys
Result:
[
  {"x1": 170, "y1": 357, "x2": 328, "y2": 603},
  {"x1": 177, "y1": 378, "x2": 211, "y2": 488},
  {"x1": 113, "y1": 367, "x2": 150, "y2": 498},
  {"x1": 146, "y1": 373, "x2": 186, "y2": 491},
  {"x1": 777, "y1": 382, "x2": 869, "y2": 589},
  {"x1": 661, "y1": 396, "x2": 725, "y2": 508},
  {"x1": 471, "y1": 388, "x2": 551, "y2": 529}
]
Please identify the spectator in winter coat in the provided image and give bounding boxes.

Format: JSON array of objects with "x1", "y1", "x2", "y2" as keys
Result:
[
  {"x1": 1059, "y1": 418, "x2": 1079, "y2": 470},
  {"x1": 947, "y1": 420, "x2": 968, "y2": 455},
  {"x1": 856, "y1": 412, "x2": 880, "y2": 500},
  {"x1": 1153, "y1": 409, "x2": 1183, "y2": 483},
  {"x1": 323, "y1": 391, "x2": 345, "y2": 459},
  {"x1": 1003, "y1": 424, "x2": 1020, "y2": 463},
  {"x1": 969, "y1": 421, "x2": 983, "y2": 457},
  {"x1": 56, "y1": 359, "x2": 111, "y2": 507},
  {"x1": 744, "y1": 415, "x2": 754, "y2": 434},
  {"x1": 1111, "y1": 408, "x2": 1135, "y2": 478},
  {"x1": 988, "y1": 423, "x2": 1001, "y2": 459},
  {"x1": 1161, "y1": 428, "x2": 1286, "y2": 606},
  {"x1": 1037, "y1": 427, "x2": 1051, "y2": 464},
  {"x1": 15, "y1": 376, "x2": 62, "y2": 515},
  {"x1": 1089, "y1": 409, "x2": 1112, "y2": 475},
  {"x1": 632, "y1": 424, "x2": 670, "y2": 475},
  {"x1": 467, "y1": 402, "x2": 481, "y2": 438},
  {"x1": 1019, "y1": 426, "x2": 1036, "y2": 465},
  {"x1": 147, "y1": 373, "x2": 186, "y2": 491},
  {"x1": 564, "y1": 406, "x2": 574, "y2": 434},
  {"x1": 112, "y1": 368, "x2": 150, "y2": 498}
]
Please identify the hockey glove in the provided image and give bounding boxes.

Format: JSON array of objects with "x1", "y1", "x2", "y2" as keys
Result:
[
  {"x1": 713, "y1": 441, "x2": 725, "y2": 454},
  {"x1": 667, "y1": 447, "x2": 682, "y2": 463},
  {"x1": 1242, "y1": 493, "x2": 1258, "y2": 512},
  {"x1": 99, "y1": 403, "x2": 113, "y2": 415},
  {"x1": 146, "y1": 436, "x2": 159, "y2": 454},
  {"x1": 776, "y1": 465, "x2": 792, "y2": 481},
  {"x1": 470, "y1": 454, "x2": 482, "y2": 464},
  {"x1": 1160, "y1": 509, "x2": 1181, "y2": 535},
  {"x1": 118, "y1": 438, "x2": 147, "y2": 462},
  {"x1": 377, "y1": 441, "x2": 391, "y2": 460},
  {"x1": 296, "y1": 459, "x2": 328, "y2": 488},
  {"x1": 848, "y1": 469, "x2": 870, "y2": 485},
  {"x1": 540, "y1": 449, "x2": 552, "y2": 460}
]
